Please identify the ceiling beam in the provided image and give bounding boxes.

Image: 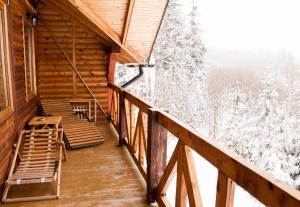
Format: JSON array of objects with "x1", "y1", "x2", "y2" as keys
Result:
[{"x1": 122, "y1": 0, "x2": 135, "y2": 45}]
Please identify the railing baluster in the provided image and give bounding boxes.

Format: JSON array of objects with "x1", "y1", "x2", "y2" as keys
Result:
[
  {"x1": 129, "y1": 102, "x2": 133, "y2": 146},
  {"x1": 138, "y1": 120, "x2": 143, "y2": 164},
  {"x1": 124, "y1": 100, "x2": 130, "y2": 144},
  {"x1": 118, "y1": 90, "x2": 126, "y2": 145},
  {"x1": 215, "y1": 170, "x2": 235, "y2": 207},
  {"x1": 182, "y1": 146, "x2": 202, "y2": 207},
  {"x1": 132, "y1": 112, "x2": 139, "y2": 152},
  {"x1": 175, "y1": 142, "x2": 188, "y2": 207}
]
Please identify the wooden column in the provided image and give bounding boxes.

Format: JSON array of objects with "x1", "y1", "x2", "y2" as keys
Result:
[
  {"x1": 118, "y1": 89, "x2": 126, "y2": 146},
  {"x1": 107, "y1": 52, "x2": 118, "y2": 116},
  {"x1": 147, "y1": 108, "x2": 168, "y2": 203}
]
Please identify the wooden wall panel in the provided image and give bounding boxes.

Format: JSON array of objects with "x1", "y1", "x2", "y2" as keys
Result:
[
  {"x1": 75, "y1": 25, "x2": 108, "y2": 121},
  {"x1": 0, "y1": 113, "x2": 15, "y2": 187},
  {"x1": 12, "y1": 7, "x2": 38, "y2": 132},
  {"x1": 0, "y1": 51, "x2": 4, "y2": 109},
  {"x1": 0, "y1": 1, "x2": 38, "y2": 189},
  {"x1": 37, "y1": 7, "x2": 73, "y2": 99},
  {"x1": 38, "y1": 4, "x2": 109, "y2": 122}
]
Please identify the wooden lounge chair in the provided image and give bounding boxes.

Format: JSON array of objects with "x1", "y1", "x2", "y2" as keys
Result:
[
  {"x1": 2, "y1": 129, "x2": 63, "y2": 203},
  {"x1": 40, "y1": 99, "x2": 104, "y2": 148}
]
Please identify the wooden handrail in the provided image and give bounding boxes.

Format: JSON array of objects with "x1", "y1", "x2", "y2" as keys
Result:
[
  {"x1": 108, "y1": 82, "x2": 121, "y2": 92},
  {"x1": 108, "y1": 82, "x2": 153, "y2": 112},
  {"x1": 157, "y1": 111, "x2": 300, "y2": 207},
  {"x1": 108, "y1": 83, "x2": 300, "y2": 207}
]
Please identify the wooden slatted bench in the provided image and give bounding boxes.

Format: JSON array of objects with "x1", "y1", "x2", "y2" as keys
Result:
[{"x1": 40, "y1": 99, "x2": 104, "y2": 148}]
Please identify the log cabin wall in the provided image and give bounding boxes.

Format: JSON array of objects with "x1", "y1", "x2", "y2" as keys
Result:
[
  {"x1": 0, "y1": 0, "x2": 39, "y2": 188},
  {"x1": 37, "y1": 4, "x2": 109, "y2": 122},
  {"x1": 12, "y1": 2, "x2": 39, "y2": 132},
  {"x1": 0, "y1": 113, "x2": 14, "y2": 188},
  {"x1": 0, "y1": 0, "x2": 15, "y2": 190}
]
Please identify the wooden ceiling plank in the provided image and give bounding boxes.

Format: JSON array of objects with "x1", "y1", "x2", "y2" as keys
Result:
[
  {"x1": 126, "y1": 0, "x2": 169, "y2": 58},
  {"x1": 122, "y1": 0, "x2": 135, "y2": 45},
  {"x1": 82, "y1": 0, "x2": 128, "y2": 35},
  {"x1": 66, "y1": 0, "x2": 144, "y2": 62},
  {"x1": 67, "y1": 0, "x2": 121, "y2": 44}
]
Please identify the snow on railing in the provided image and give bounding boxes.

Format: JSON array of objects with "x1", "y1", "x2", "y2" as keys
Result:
[{"x1": 108, "y1": 82, "x2": 300, "y2": 207}]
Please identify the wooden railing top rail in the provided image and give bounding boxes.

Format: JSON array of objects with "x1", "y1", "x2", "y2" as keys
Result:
[
  {"x1": 109, "y1": 83, "x2": 153, "y2": 113},
  {"x1": 123, "y1": 92, "x2": 153, "y2": 114},
  {"x1": 108, "y1": 82, "x2": 300, "y2": 206},
  {"x1": 108, "y1": 82, "x2": 121, "y2": 92},
  {"x1": 158, "y1": 111, "x2": 300, "y2": 206}
]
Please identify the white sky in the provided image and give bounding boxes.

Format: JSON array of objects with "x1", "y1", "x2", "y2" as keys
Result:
[{"x1": 181, "y1": 0, "x2": 300, "y2": 57}]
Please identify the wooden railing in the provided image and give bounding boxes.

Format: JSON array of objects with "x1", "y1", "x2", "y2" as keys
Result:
[
  {"x1": 108, "y1": 83, "x2": 300, "y2": 207},
  {"x1": 109, "y1": 84, "x2": 120, "y2": 131},
  {"x1": 109, "y1": 83, "x2": 152, "y2": 179}
]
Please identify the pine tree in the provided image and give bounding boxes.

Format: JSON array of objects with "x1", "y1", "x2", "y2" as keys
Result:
[
  {"x1": 153, "y1": 0, "x2": 187, "y2": 112},
  {"x1": 153, "y1": 0, "x2": 208, "y2": 133},
  {"x1": 184, "y1": 1, "x2": 208, "y2": 132}
]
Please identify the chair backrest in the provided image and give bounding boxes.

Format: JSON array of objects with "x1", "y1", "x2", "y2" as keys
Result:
[
  {"x1": 20, "y1": 129, "x2": 62, "y2": 161},
  {"x1": 40, "y1": 99, "x2": 74, "y2": 116}
]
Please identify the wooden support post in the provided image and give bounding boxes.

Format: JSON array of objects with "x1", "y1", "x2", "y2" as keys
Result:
[
  {"x1": 118, "y1": 90, "x2": 126, "y2": 145},
  {"x1": 215, "y1": 170, "x2": 235, "y2": 207},
  {"x1": 147, "y1": 108, "x2": 168, "y2": 203},
  {"x1": 107, "y1": 52, "x2": 119, "y2": 117}
]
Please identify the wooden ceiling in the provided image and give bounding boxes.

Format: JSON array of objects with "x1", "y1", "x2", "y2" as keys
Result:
[{"x1": 43, "y1": 0, "x2": 169, "y2": 63}]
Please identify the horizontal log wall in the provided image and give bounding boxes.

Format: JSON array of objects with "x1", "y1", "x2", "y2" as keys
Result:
[
  {"x1": 12, "y1": 4, "x2": 38, "y2": 132},
  {"x1": 0, "y1": 112, "x2": 15, "y2": 187},
  {"x1": 37, "y1": 3, "x2": 109, "y2": 122},
  {"x1": 0, "y1": 1, "x2": 39, "y2": 188}
]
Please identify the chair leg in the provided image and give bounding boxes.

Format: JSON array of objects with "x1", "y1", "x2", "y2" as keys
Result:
[
  {"x1": 56, "y1": 146, "x2": 62, "y2": 198},
  {"x1": 56, "y1": 179, "x2": 60, "y2": 199},
  {"x1": 2, "y1": 183, "x2": 11, "y2": 202},
  {"x1": 62, "y1": 141, "x2": 67, "y2": 161}
]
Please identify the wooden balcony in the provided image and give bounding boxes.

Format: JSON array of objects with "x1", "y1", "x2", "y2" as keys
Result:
[
  {"x1": 2, "y1": 83, "x2": 300, "y2": 206},
  {"x1": 3, "y1": 123, "x2": 151, "y2": 207},
  {"x1": 0, "y1": 0, "x2": 299, "y2": 206}
]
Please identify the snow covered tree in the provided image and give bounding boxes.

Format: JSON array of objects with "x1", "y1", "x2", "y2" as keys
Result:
[
  {"x1": 114, "y1": 0, "x2": 300, "y2": 193},
  {"x1": 153, "y1": 0, "x2": 208, "y2": 133},
  {"x1": 153, "y1": 0, "x2": 187, "y2": 111},
  {"x1": 184, "y1": 1, "x2": 208, "y2": 132}
]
